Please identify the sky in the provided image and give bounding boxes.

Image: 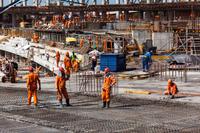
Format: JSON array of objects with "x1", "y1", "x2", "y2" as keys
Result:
[{"x1": 2, "y1": 0, "x2": 127, "y2": 6}]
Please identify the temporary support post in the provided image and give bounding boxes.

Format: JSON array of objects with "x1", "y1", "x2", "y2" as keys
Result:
[{"x1": 0, "y1": 0, "x2": 3, "y2": 7}]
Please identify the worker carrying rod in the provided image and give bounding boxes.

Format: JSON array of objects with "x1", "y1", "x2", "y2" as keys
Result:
[
  {"x1": 26, "y1": 66, "x2": 41, "y2": 107},
  {"x1": 55, "y1": 67, "x2": 72, "y2": 107},
  {"x1": 102, "y1": 67, "x2": 116, "y2": 108}
]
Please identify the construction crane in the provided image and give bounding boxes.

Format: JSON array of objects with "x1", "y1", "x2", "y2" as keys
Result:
[{"x1": 0, "y1": 0, "x2": 28, "y2": 14}]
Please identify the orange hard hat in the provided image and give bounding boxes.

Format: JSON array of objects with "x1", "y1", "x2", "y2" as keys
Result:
[
  {"x1": 66, "y1": 52, "x2": 69, "y2": 57},
  {"x1": 29, "y1": 66, "x2": 34, "y2": 72},
  {"x1": 104, "y1": 67, "x2": 110, "y2": 73},
  {"x1": 168, "y1": 79, "x2": 172, "y2": 84},
  {"x1": 59, "y1": 67, "x2": 65, "y2": 73}
]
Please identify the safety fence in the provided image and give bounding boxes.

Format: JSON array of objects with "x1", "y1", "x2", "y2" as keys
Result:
[
  {"x1": 75, "y1": 71, "x2": 118, "y2": 96},
  {"x1": 150, "y1": 62, "x2": 187, "y2": 82}
]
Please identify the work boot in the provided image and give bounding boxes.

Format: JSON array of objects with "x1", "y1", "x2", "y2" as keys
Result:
[
  {"x1": 102, "y1": 102, "x2": 106, "y2": 108},
  {"x1": 59, "y1": 101, "x2": 63, "y2": 108},
  {"x1": 66, "y1": 99, "x2": 72, "y2": 106},
  {"x1": 106, "y1": 101, "x2": 110, "y2": 108},
  {"x1": 34, "y1": 104, "x2": 38, "y2": 109}
]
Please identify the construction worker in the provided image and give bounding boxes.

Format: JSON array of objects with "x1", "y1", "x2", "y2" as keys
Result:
[
  {"x1": 55, "y1": 67, "x2": 71, "y2": 107},
  {"x1": 32, "y1": 33, "x2": 39, "y2": 43},
  {"x1": 164, "y1": 79, "x2": 178, "y2": 99},
  {"x1": 102, "y1": 67, "x2": 116, "y2": 108},
  {"x1": 26, "y1": 66, "x2": 41, "y2": 107},
  {"x1": 56, "y1": 51, "x2": 60, "y2": 67},
  {"x1": 64, "y1": 52, "x2": 72, "y2": 79},
  {"x1": 79, "y1": 37, "x2": 84, "y2": 48},
  {"x1": 142, "y1": 51, "x2": 152, "y2": 72},
  {"x1": 73, "y1": 59, "x2": 80, "y2": 72}
]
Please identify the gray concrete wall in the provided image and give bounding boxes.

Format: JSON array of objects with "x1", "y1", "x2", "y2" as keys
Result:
[
  {"x1": 152, "y1": 32, "x2": 173, "y2": 51},
  {"x1": 132, "y1": 30, "x2": 151, "y2": 45}
]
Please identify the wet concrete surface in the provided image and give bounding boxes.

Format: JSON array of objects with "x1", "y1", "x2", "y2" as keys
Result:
[{"x1": 0, "y1": 88, "x2": 200, "y2": 132}]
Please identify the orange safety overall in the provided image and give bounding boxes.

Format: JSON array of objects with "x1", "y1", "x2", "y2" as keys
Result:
[
  {"x1": 55, "y1": 75, "x2": 69, "y2": 103},
  {"x1": 80, "y1": 38, "x2": 84, "y2": 48},
  {"x1": 27, "y1": 72, "x2": 40, "y2": 106},
  {"x1": 56, "y1": 51, "x2": 60, "y2": 67},
  {"x1": 64, "y1": 56, "x2": 72, "y2": 78},
  {"x1": 102, "y1": 74, "x2": 116, "y2": 102},
  {"x1": 164, "y1": 82, "x2": 178, "y2": 96},
  {"x1": 72, "y1": 59, "x2": 79, "y2": 72}
]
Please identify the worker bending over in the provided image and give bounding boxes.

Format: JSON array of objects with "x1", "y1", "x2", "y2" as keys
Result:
[
  {"x1": 26, "y1": 66, "x2": 41, "y2": 107},
  {"x1": 71, "y1": 51, "x2": 79, "y2": 72},
  {"x1": 55, "y1": 67, "x2": 71, "y2": 107},
  {"x1": 102, "y1": 67, "x2": 116, "y2": 108},
  {"x1": 142, "y1": 51, "x2": 152, "y2": 72},
  {"x1": 56, "y1": 51, "x2": 60, "y2": 67},
  {"x1": 164, "y1": 79, "x2": 178, "y2": 99},
  {"x1": 64, "y1": 52, "x2": 72, "y2": 79}
]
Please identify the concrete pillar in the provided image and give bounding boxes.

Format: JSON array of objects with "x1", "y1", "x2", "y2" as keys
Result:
[
  {"x1": 46, "y1": 0, "x2": 50, "y2": 6},
  {"x1": 116, "y1": 0, "x2": 120, "y2": 20},
  {"x1": 167, "y1": 11, "x2": 173, "y2": 21},
  {"x1": 102, "y1": 11, "x2": 107, "y2": 20},
  {"x1": 140, "y1": 11, "x2": 144, "y2": 20},
  {"x1": 93, "y1": 0, "x2": 97, "y2": 5},
  {"x1": 80, "y1": 0, "x2": 85, "y2": 5},
  {"x1": 102, "y1": 0, "x2": 109, "y2": 5},
  {"x1": 12, "y1": 14, "x2": 16, "y2": 27},
  {"x1": 124, "y1": 10, "x2": 129, "y2": 21},
  {"x1": 124, "y1": 0, "x2": 129, "y2": 4},
  {"x1": 57, "y1": 0, "x2": 61, "y2": 6},
  {"x1": 33, "y1": 0, "x2": 39, "y2": 6},
  {"x1": 0, "y1": 0, "x2": 3, "y2": 7},
  {"x1": 23, "y1": 0, "x2": 27, "y2": 6},
  {"x1": 144, "y1": 12, "x2": 151, "y2": 21},
  {"x1": 80, "y1": 11, "x2": 84, "y2": 21}
]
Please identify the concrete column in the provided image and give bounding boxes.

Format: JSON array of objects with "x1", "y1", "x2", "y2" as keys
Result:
[
  {"x1": 124, "y1": 10, "x2": 129, "y2": 21},
  {"x1": 140, "y1": 11, "x2": 144, "y2": 20},
  {"x1": 80, "y1": 0, "x2": 85, "y2": 5},
  {"x1": 0, "y1": 0, "x2": 3, "y2": 7},
  {"x1": 102, "y1": 0, "x2": 109, "y2": 5},
  {"x1": 46, "y1": 0, "x2": 50, "y2": 6},
  {"x1": 80, "y1": 11, "x2": 84, "y2": 21},
  {"x1": 57, "y1": 0, "x2": 61, "y2": 6},
  {"x1": 167, "y1": 11, "x2": 173, "y2": 21},
  {"x1": 116, "y1": 0, "x2": 120, "y2": 20},
  {"x1": 124, "y1": 0, "x2": 129, "y2": 4},
  {"x1": 102, "y1": 11, "x2": 107, "y2": 20},
  {"x1": 144, "y1": 12, "x2": 151, "y2": 21},
  {"x1": 12, "y1": 14, "x2": 16, "y2": 27},
  {"x1": 23, "y1": 0, "x2": 27, "y2": 6},
  {"x1": 93, "y1": 0, "x2": 97, "y2": 5},
  {"x1": 33, "y1": 0, "x2": 39, "y2": 6}
]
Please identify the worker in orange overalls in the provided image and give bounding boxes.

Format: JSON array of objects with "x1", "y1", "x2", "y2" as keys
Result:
[
  {"x1": 32, "y1": 33, "x2": 39, "y2": 43},
  {"x1": 164, "y1": 79, "x2": 179, "y2": 99},
  {"x1": 71, "y1": 51, "x2": 79, "y2": 72},
  {"x1": 79, "y1": 37, "x2": 84, "y2": 48},
  {"x1": 102, "y1": 67, "x2": 116, "y2": 108},
  {"x1": 64, "y1": 52, "x2": 72, "y2": 79},
  {"x1": 72, "y1": 59, "x2": 79, "y2": 72},
  {"x1": 56, "y1": 51, "x2": 60, "y2": 67},
  {"x1": 55, "y1": 67, "x2": 71, "y2": 107},
  {"x1": 26, "y1": 66, "x2": 41, "y2": 107}
]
